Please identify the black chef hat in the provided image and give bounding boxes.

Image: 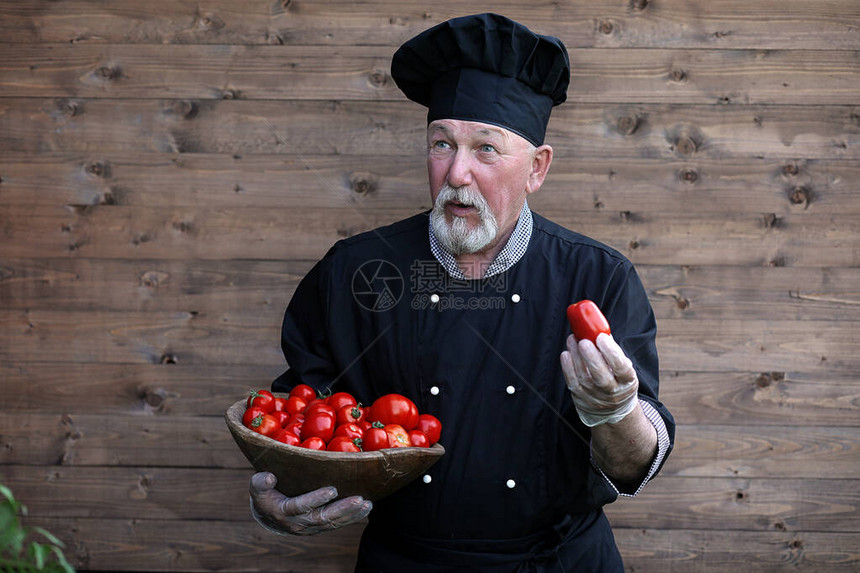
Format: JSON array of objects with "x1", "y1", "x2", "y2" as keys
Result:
[{"x1": 391, "y1": 13, "x2": 570, "y2": 147}]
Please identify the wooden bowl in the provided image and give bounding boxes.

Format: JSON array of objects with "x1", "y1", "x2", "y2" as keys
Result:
[{"x1": 225, "y1": 396, "x2": 445, "y2": 502}]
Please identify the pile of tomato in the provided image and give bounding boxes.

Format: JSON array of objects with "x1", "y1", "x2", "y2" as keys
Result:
[{"x1": 241, "y1": 385, "x2": 442, "y2": 452}]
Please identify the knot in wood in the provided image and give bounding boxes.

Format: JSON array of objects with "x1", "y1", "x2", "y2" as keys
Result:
[
  {"x1": 85, "y1": 161, "x2": 108, "y2": 178},
  {"x1": 350, "y1": 173, "x2": 378, "y2": 195},
  {"x1": 167, "y1": 100, "x2": 198, "y2": 120},
  {"x1": 59, "y1": 99, "x2": 81, "y2": 117},
  {"x1": 628, "y1": 238, "x2": 640, "y2": 250},
  {"x1": 368, "y1": 70, "x2": 389, "y2": 88},
  {"x1": 631, "y1": 0, "x2": 650, "y2": 10},
  {"x1": 197, "y1": 13, "x2": 225, "y2": 31},
  {"x1": 222, "y1": 88, "x2": 241, "y2": 100},
  {"x1": 679, "y1": 168, "x2": 698, "y2": 184},
  {"x1": 159, "y1": 353, "x2": 177, "y2": 365},
  {"x1": 788, "y1": 185, "x2": 811, "y2": 207},
  {"x1": 172, "y1": 220, "x2": 193, "y2": 233},
  {"x1": 100, "y1": 190, "x2": 117, "y2": 205},
  {"x1": 735, "y1": 490, "x2": 748, "y2": 502},
  {"x1": 782, "y1": 163, "x2": 800, "y2": 177},
  {"x1": 597, "y1": 20, "x2": 615, "y2": 35},
  {"x1": 266, "y1": 31, "x2": 284, "y2": 45},
  {"x1": 762, "y1": 213, "x2": 781, "y2": 229},
  {"x1": 669, "y1": 68, "x2": 687, "y2": 83},
  {"x1": 616, "y1": 114, "x2": 639, "y2": 136},
  {"x1": 767, "y1": 256, "x2": 786, "y2": 267},
  {"x1": 674, "y1": 136, "x2": 698, "y2": 157},
  {"x1": 95, "y1": 65, "x2": 121, "y2": 81},
  {"x1": 675, "y1": 297, "x2": 690, "y2": 310},
  {"x1": 139, "y1": 270, "x2": 168, "y2": 288}
]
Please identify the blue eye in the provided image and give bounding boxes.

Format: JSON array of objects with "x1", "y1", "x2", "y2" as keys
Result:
[{"x1": 479, "y1": 144, "x2": 497, "y2": 153}]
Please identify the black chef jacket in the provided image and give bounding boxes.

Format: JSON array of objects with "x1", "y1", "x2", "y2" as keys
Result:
[{"x1": 272, "y1": 210, "x2": 675, "y2": 571}]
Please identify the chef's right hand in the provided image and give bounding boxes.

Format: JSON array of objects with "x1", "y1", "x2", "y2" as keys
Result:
[{"x1": 249, "y1": 472, "x2": 373, "y2": 536}]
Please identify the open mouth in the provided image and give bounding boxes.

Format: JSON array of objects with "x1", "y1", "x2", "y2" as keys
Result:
[{"x1": 448, "y1": 201, "x2": 474, "y2": 209}]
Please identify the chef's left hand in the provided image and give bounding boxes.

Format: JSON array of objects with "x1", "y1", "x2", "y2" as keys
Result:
[{"x1": 560, "y1": 332, "x2": 639, "y2": 427}]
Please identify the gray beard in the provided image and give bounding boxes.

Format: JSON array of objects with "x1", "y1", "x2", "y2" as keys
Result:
[{"x1": 430, "y1": 184, "x2": 499, "y2": 255}]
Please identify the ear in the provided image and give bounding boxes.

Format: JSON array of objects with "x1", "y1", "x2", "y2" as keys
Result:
[{"x1": 525, "y1": 145, "x2": 553, "y2": 195}]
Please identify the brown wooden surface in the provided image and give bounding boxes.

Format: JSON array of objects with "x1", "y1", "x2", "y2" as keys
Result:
[
  {"x1": 1, "y1": 1, "x2": 858, "y2": 571},
  {"x1": 3, "y1": 44, "x2": 859, "y2": 105},
  {"x1": 1, "y1": 0, "x2": 858, "y2": 50},
  {"x1": 2, "y1": 99, "x2": 857, "y2": 159}
]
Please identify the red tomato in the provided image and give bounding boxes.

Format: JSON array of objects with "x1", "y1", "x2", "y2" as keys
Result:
[
  {"x1": 283, "y1": 420, "x2": 303, "y2": 440},
  {"x1": 362, "y1": 423, "x2": 389, "y2": 452},
  {"x1": 300, "y1": 436, "x2": 327, "y2": 450},
  {"x1": 272, "y1": 429, "x2": 300, "y2": 446},
  {"x1": 303, "y1": 411, "x2": 336, "y2": 443},
  {"x1": 289, "y1": 384, "x2": 317, "y2": 403},
  {"x1": 408, "y1": 430, "x2": 430, "y2": 448},
  {"x1": 327, "y1": 392, "x2": 358, "y2": 411},
  {"x1": 247, "y1": 390, "x2": 275, "y2": 413},
  {"x1": 272, "y1": 397, "x2": 288, "y2": 412},
  {"x1": 270, "y1": 411, "x2": 291, "y2": 428},
  {"x1": 415, "y1": 414, "x2": 442, "y2": 446},
  {"x1": 250, "y1": 413, "x2": 280, "y2": 437},
  {"x1": 372, "y1": 394, "x2": 419, "y2": 431},
  {"x1": 305, "y1": 401, "x2": 335, "y2": 418},
  {"x1": 334, "y1": 423, "x2": 364, "y2": 441},
  {"x1": 566, "y1": 300, "x2": 611, "y2": 343},
  {"x1": 336, "y1": 404, "x2": 366, "y2": 426},
  {"x1": 285, "y1": 396, "x2": 307, "y2": 416},
  {"x1": 384, "y1": 424, "x2": 410, "y2": 448},
  {"x1": 326, "y1": 436, "x2": 362, "y2": 452},
  {"x1": 242, "y1": 406, "x2": 267, "y2": 428}
]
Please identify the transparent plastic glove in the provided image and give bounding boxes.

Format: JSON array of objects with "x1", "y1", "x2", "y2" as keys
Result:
[
  {"x1": 249, "y1": 472, "x2": 372, "y2": 536},
  {"x1": 560, "y1": 332, "x2": 639, "y2": 427}
]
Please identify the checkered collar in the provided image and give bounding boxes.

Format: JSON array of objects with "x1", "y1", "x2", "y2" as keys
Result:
[{"x1": 428, "y1": 200, "x2": 533, "y2": 280}]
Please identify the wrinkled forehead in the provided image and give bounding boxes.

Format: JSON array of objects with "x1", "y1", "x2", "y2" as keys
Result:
[{"x1": 427, "y1": 119, "x2": 530, "y2": 146}]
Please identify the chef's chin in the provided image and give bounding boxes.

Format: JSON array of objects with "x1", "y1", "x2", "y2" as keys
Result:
[{"x1": 431, "y1": 210, "x2": 498, "y2": 255}]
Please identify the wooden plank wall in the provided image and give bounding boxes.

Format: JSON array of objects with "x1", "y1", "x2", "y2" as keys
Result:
[{"x1": 1, "y1": 1, "x2": 858, "y2": 571}]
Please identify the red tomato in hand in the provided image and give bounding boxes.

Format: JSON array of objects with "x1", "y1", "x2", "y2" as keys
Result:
[
  {"x1": 303, "y1": 411, "x2": 336, "y2": 443},
  {"x1": 408, "y1": 430, "x2": 430, "y2": 448},
  {"x1": 327, "y1": 392, "x2": 358, "y2": 411},
  {"x1": 289, "y1": 384, "x2": 317, "y2": 403},
  {"x1": 284, "y1": 396, "x2": 307, "y2": 416},
  {"x1": 334, "y1": 423, "x2": 364, "y2": 441},
  {"x1": 270, "y1": 411, "x2": 291, "y2": 428},
  {"x1": 326, "y1": 436, "x2": 362, "y2": 452},
  {"x1": 300, "y1": 436, "x2": 326, "y2": 450},
  {"x1": 272, "y1": 429, "x2": 300, "y2": 446},
  {"x1": 362, "y1": 423, "x2": 390, "y2": 452},
  {"x1": 336, "y1": 404, "x2": 366, "y2": 426},
  {"x1": 566, "y1": 300, "x2": 611, "y2": 343},
  {"x1": 250, "y1": 413, "x2": 280, "y2": 437},
  {"x1": 247, "y1": 390, "x2": 275, "y2": 413},
  {"x1": 372, "y1": 394, "x2": 419, "y2": 431},
  {"x1": 305, "y1": 401, "x2": 335, "y2": 418},
  {"x1": 415, "y1": 414, "x2": 442, "y2": 446},
  {"x1": 283, "y1": 419, "x2": 304, "y2": 440},
  {"x1": 242, "y1": 406, "x2": 267, "y2": 428},
  {"x1": 384, "y1": 424, "x2": 410, "y2": 448}
]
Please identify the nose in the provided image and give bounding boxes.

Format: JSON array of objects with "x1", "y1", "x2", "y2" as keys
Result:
[{"x1": 446, "y1": 149, "x2": 473, "y2": 188}]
